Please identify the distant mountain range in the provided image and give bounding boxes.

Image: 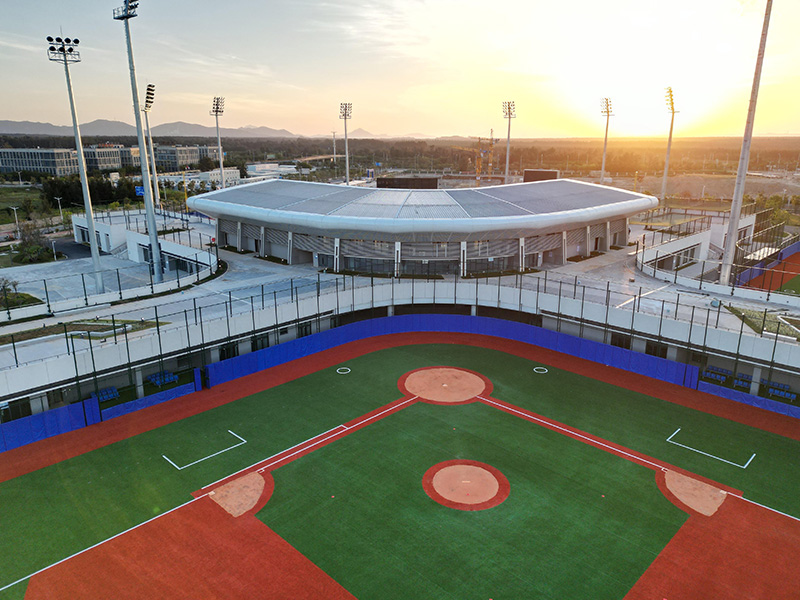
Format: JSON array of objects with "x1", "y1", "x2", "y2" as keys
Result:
[
  {"x1": 0, "y1": 119, "x2": 429, "y2": 139},
  {"x1": 0, "y1": 119, "x2": 296, "y2": 138}
]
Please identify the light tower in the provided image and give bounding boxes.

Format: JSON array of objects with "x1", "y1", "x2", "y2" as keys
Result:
[
  {"x1": 339, "y1": 103, "x2": 352, "y2": 185},
  {"x1": 142, "y1": 83, "x2": 161, "y2": 208},
  {"x1": 210, "y1": 97, "x2": 226, "y2": 189},
  {"x1": 599, "y1": 98, "x2": 613, "y2": 184},
  {"x1": 502, "y1": 101, "x2": 516, "y2": 184},
  {"x1": 114, "y1": 0, "x2": 163, "y2": 283},
  {"x1": 721, "y1": 0, "x2": 773, "y2": 286},
  {"x1": 660, "y1": 87, "x2": 678, "y2": 202},
  {"x1": 331, "y1": 131, "x2": 337, "y2": 179},
  {"x1": 46, "y1": 35, "x2": 104, "y2": 293}
]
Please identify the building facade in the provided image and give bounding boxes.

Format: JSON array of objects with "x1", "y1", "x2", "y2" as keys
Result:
[
  {"x1": 0, "y1": 148, "x2": 80, "y2": 177},
  {"x1": 189, "y1": 179, "x2": 657, "y2": 276}
]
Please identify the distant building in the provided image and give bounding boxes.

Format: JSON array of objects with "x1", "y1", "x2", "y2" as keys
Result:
[
  {"x1": 0, "y1": 148, "x2": 79, "y2": 176},
  {"x1": 84, "y1": 145, "x2": 122, "y2": 171},
  {"x1": 156, "y1": 145, "x2": 219, "y2": 171},
  {"x1": 158, "y1": 167, "x2": 240, "y2": 189},
  {"x1": 120, "y1": 146, "x2": 140, "y2": 169}
]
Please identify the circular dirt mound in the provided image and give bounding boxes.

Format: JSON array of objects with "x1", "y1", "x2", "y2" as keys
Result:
[
  {"x1": 400, "y1": 367, "x2": 490, "y2": 404},
  {"x1": 422, "y1": 460, "x2": 509, "y2": 511}
]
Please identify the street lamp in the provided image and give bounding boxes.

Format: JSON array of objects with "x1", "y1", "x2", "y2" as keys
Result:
[
  {"x1": 502, "y1": 101, "x2": 516, "y2": 184},
  {"x1": 114, "y1": 0, "x2": 164, "y2": 283},
  {"x1": 599, "y1": 97, "x2": 613, "y2": 184},
  {"x1": 660, "y1": 87, "x2": 678, "y2": 202},
  {"x1": 210, "y1": 97, "x2": 226, "y2": 189},
  {"x1": 339, "y1": 102, "x2": 352, "y2": 185},
  {"x1": 9, "y1": 206, "x2": 20, "y2": 240},
  {"x1": 54, "y1": 196, "x2": 64, "y2": 226},
  {"x1": 142, "y1": 83, "x2": 161, "y2": 208},
  {"x1": 46, "y1": 35, "x2": 104, "y2": 292},
  {"x1": 721, "y1": 0, "x2": 773, "y2": 286}
]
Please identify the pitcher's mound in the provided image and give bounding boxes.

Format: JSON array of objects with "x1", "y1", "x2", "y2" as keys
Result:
[
  {"x1": 400, "y1": 367, "x2": 491, "y2": 404},
  {"x1": 422, "y1": 460, "x2": 509, "y2": 511}
]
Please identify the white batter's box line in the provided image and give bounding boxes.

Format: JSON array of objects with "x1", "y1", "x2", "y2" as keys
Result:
[
  {"x1": 162, "y1": 430, "x2": 247, "y2": 471},
  {"x1": 666, "y1": 428, "x2": 756, "y2": 469}
]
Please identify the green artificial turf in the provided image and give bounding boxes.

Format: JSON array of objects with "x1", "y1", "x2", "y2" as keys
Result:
[
  {"x1": 1, "y1": 342, "x2": 798, "y2": 599},
  {"x1": 258, "y1": 401, "x2": 688, "y2": 599}
]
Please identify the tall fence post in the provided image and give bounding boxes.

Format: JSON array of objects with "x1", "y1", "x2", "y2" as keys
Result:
[{"x1": 81, "y1": 273, "x2": 88, "y2": 306}]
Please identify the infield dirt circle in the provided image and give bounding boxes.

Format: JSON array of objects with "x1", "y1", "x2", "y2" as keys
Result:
[
  {"x1": 400, "y1": 367, "x2": 491, "y2": 404},
  {"x1": 422, "y1": 460, "x2": 510, "y2": 511}
]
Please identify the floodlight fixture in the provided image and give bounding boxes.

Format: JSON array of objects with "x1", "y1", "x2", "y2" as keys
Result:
[
  {"x1": 113, "y1": 0, "x2": 139, "y2": 20},
  {"x1": 114, "y1": 0, "x2": 164, "y2": 282},
  {"x1": 599, "y1": 97, "x2": 614, "y2": 184},
  {"x1": 339, "y1": 103, "x2": 352, "y2": 185},
  {"x1": 210, "y1": 96, "x2": 225, "y2": 116},
  {"x1": 143, "y1": 83, "x2": 155, "y2": 111},
  {"x1": 502, "y1": 101, "x2": 516, "y2": 184},
  {"x1": 46, "y1": 35, "x2": 81, "y2": 63},
  {"x1": 660, "y1": 87, "x2": 679, "y2": 201},
  {"x1": 45, "y1": 33, "x2": 104, "y2": 292},
  {"x1": 211, "y1": 96, "x2": 226, "y2": 188}
]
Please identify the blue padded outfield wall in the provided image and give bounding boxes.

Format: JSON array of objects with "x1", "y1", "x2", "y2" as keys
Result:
[
  {"x1": 0, "y1": 397, "x2": 100, "y2": 453},
  {"x1": 206, "y1": 314, "x2": 699, "y2": 391},
  {"x1": 100, "y1": 381, "x2": 197, "y2": 421},
  {"x1": 698, "y1": 381, "x2": 800, "y2": 419},
  {"x1": 0, "y1": 370, "x2": 202, "y2": 455},
  {"x1": 736, "y1": 239, "x2": 800, "y2": 287}
]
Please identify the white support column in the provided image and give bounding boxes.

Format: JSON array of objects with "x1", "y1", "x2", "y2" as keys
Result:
[
  {"x1": 518, "y1": 237, "x2": 525, "y2": 272},
  {"x1": 605, "y1": 222, "x2": 612, "y2": 250},
  {"x1": 561, "y1": 231, "x2": 568, "y2": 265},
  {"x1": 460, "y1": 241, "x2": 468, "y2": 277},
  {"x1": 134, "y1": 367, "x2": 145, "y2": 398},
  {"x1": 394, "y1": 241, "x2": 402, "y2": 278},
  {"x1": 749, "y1": 365, "x2": 762, "y2": 396},
  {"x1": 334, "y1": 237, "x2": 341, "y2": 272},
  {"x1": 585, "y1": 226, "x2": 591, "y2": 257},
  {"x1": 287, "y1": 231, "x2": 293, "y2": 265},
  {"x1": 260, "y1": 226, "x2": 266, "y2": 257},
  {"x1": 215, "y1": 219, "x2": 221, "y2": 247},
  {"x1": 236, "y1": 221, "x2": 242, "y2": 252}
]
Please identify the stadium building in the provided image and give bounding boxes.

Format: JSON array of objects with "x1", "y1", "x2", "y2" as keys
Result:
[{"x1": 188, "y1": 178, "x2": 656, "y2": 276}]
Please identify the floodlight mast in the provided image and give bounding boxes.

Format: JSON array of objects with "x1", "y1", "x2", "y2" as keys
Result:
[
  {"x1": 599, "y1": 98, "x2": 613, "y2": 184},
  {"x1": 340, "y1": 103, "x2": 352, "y2": 185},
  {"x1": 720, "y1": 0, "x2": 773, "y2": 286},
  {"x1": 660, "y1": 87, "x2": 678, "y2": 202},
  {"x1": 142, "y1": 83, "x2": 161, "y2": 208},
  {"x1": 46, "y1": 35, "x2": 104, "y2": 293},
  {"x1": 210, "y1": 97, "x2": 225, "y2": 189},
  {"x1": 114, "y1": 0, "x2": 164, "y2": 283},
  {"x1": 502, "y1": 101, "x2": 516, "y2": 184}
]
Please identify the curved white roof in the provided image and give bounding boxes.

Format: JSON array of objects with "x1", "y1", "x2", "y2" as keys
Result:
[{"x1": 188, "y1": 178, "x2": 657, "y2": 242}]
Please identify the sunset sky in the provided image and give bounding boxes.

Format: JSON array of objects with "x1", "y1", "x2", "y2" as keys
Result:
[{"x1": 1, "y1": 0, "x2": 797, "y2": 139}]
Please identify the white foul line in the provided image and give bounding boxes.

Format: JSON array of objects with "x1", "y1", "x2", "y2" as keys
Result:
[
  {"x1": 162, "y1": 430, "x2": 247, "y2": 471},
  {"x1": 0, "y1": 497, "x2": 199, "y2": 593},
  {"x1": 666, "y1": 428, "x2": 756, "y2": 469},
  {"x1": 255, "y1": 398, "x2": 416, "y2": 472},
  {"x1": 479, "y1": 397, "x2": 664, "y2": 471}
]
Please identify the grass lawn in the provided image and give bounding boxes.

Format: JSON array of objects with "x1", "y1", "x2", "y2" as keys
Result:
[{"x1": 1, "y1": 343, "x2": 798, "y2": 599}]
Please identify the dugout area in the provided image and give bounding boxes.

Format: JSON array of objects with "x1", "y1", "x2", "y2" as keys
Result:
[{"x1": 1, "y1": 337, "x2": 799, "y2": 599}]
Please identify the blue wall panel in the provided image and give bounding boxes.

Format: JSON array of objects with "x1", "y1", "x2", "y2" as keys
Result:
[
  {"x1": 697, "y1": 380, "x2": 800, "y2": 418},
  {"x1": 101, "y1": 382, "x2": 196, "y2": 422},
  {"x1": 84, "y1": 397, "x2": 101, "y2": 426},
  {"x1": 1, "y1": 418, "x2": 32, "y2": 451}
]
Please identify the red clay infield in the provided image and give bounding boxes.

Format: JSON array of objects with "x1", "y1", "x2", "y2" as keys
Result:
[
  {"x1": 422, "y1": 460, "x2": 510, "y2": 511},
  {"x1": 25, "y1": 493, "x2": 356, "y2": 600}
]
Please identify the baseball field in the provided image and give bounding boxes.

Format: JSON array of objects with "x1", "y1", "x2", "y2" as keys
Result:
[{"x1": 1, "y1": 332, "x2": 798, "y2": 599}]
